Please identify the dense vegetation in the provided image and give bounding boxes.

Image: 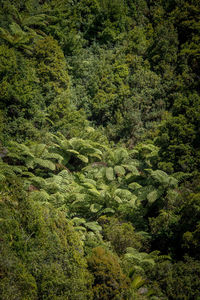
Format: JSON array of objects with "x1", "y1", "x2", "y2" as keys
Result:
[{"x1": 0, "y1": 0, "x2": 200, "y2": 299}]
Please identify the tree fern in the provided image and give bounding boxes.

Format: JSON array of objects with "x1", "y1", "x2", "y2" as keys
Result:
[
  {"x1": 50, "y1": 134, "x2": 104, "y2": 168},
  {"x1": 0, "y1": 160, "x2": 24, "y2": 182},
  {"x1": 150, "y1": 169, "x2": 178, "y2": 187},
  {"x1": 7, "y1": 141, "x2": 62, "y2": 173},
  {"x1": 123, "y1": 247, "x2": 158, "y2": 275}
]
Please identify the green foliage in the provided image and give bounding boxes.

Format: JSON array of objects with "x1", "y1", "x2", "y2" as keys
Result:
[
  {"x1": 51, "y1": 134, "x2": 104, "y2": 169},
  {"x1": 148, "y1": 257, "x2": 200, "y2": 300},
  {"x1": 69, "y1": 45, "x2": 165, "y2": 143},
  {"x1": 1, "y1": 0, "x2": 200, "y2": 298},
  {"x1": 99, "y1": 217, "x2": 142, "y2": 256},
  {"x1": 156, "y1": 93, "x2": 200, "y2": 174},
  {"x1": 122, "y1": 247, "x2": 160, "y2": 275},
  {"x1": 87, "y1": 246, "x2": 129, "y2": 299},
  {"x1": 6, "y1": 141, "x2": 63, "y2": 174},
  {"x1": 0, "y1": 183, "x2": 93, "y2": 300},
  {"x1": 33, "y1": 36, "x2": 69, "y2": 97}
]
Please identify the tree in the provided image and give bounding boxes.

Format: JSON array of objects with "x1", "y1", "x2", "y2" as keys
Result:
[{"x1": 87, "y1": 247, "x2": 129, "y2": 299}]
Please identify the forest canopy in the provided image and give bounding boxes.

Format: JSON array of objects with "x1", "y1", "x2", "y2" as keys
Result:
[{"x1": 0, "y1": 0, "x2": 200, "y2": 299}]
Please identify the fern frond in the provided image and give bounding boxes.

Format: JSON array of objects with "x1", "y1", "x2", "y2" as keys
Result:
[
  {"x1": 34, "y1": 158, "x2": 55, "y2": 171},
  {"x1": 101, "y1": 207, "x2": 115, "y2": 214},
  {"x1": 0, "y1": 27, "x2": 15, "y2": 44},
  {"x1": 123, "y1": 164, "x2": 140, "y2": 175},
  {"x1": 0, "y1": 174, "x2": 5, "y2": 181},
  {"x1": 115, "y1": 188, "x2": 132, "y2": 200},
  {"x1": 128, "y1": 182, "x2": 142, "y2": 191},
  {"x1": 8, "y1": 141, "x2": 33, "y2": 158},
  {"x1": 30, "y1": 190, "x2": 50, "y2": 202},
  {"x1": 58, "y1": 170, "x2": 71, "y2": 179},
  {"x1": 131, "y1": 275, "x2": 146, "y2": 290},
  {"x1": 114, "y1": 165, "x2": 126, "y2": 176},
  {"x1": 30, "y1": 143, "x2": 46, "y2": 157},
  {"x1": 49, "y1": 192, "x2": 65, "y2": 206},
  {"x1": 29, "y1": 176, "x2": 46, "y2": 189},
  {"x1": 9, "y1": 22, "x2": 24, "y2": 35},
  {"x1": 88, "y1": 153, "x2": 102, "y2": 160},
  {"x1": 147, "y1": 190, "x2": 158, "y2": 204},
  {"x1": 129, "y1": 195, "x2": 138, "y2": 208},
  {"x1": 77, "y1": 154, "x2": 88, "y2": 163},
  {"x1": 25, "y1": 157, "x2": 34, "y2": 169},
  {"x1": 74, "y1": 226, "x2": 87, "y2": 232},
  {"x1": 90, "y1": 203, "x2": 103, "y2": 213},
  {"x1": 66, "y1": 149, "x2": 80, "y2": 155},
  {"x1": 22, "y1": 14, "x2": 49, "y2": 27},
  {"x1": 44, "y1": 152, "x2": 63, "y2": 164},
  {"x1": 151, "y1": 169, "x2": 170, "y2": 185},
  {"x1": 105, "y1": 167, "x2": 115, "y2": 181},
  {"x1": 81, "y1": 182, "x2": 96, "y2": 190},
  {"x1": 84, "y1": 222, "x2": 102, "y2": 232},
  {"x1": 0, "y1": 161, "x2": 19, "y2": 179},
  {"x1": 88, "y1": 188, "x2": 101, "y2": 197},
  {"x1": 72, "y1": 218, "x2": 86, "y2": 226}
]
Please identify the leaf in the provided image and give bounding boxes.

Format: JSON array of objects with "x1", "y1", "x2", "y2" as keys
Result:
[
  {"x1": 167, "y1": 189, "x2": 179, "y2": 203},
  {"x1": 30, "y1": 176, "x2": 46, "y2": 188},
  {"x1": 131, "y1": 275, "x2": 146, "y2": 290},
  {"x1": 72, "y1": 217, "x2": 86, "y2": 226},
  {"x1": 82, "y1": 182, "x2": 96, "y2": 190},
  {"x1": 129, "y1": 149, "x2": 139, "y2": 156},
  {"x1": 66, "y1": 149, "x2": 80, "y2": 155},
  {"x1": 147, "y1": 190, "x2": 158, "y2": 204},
  {"x1": 114, "y1": 196, "x2": 123, "y2": 203},
  {"x1": 128, "y1": 182, "x2": 142, "y2": 190},
  {"x1": 10, "y1": 22, "x2": 24, "y2": 35},
  {"x1": 25, "y1": 157, "x2": 34, "y2": 169},
  {"x1": 30, "y1": 190, "x2": 50, "y2": 202},
  {"x1": 88, "y1": 188, "x2": 100, "y2": 197},
  {"x1": 85, "y1": 222, "x2": 102, "y2": 232},
  {"x1": 106, "y1": 167, "x2": 115, "y2": 181},
  {"x1": 83, "y1": 178, "x2": 97, "y2": 186},
  {"x1": 114, "y1": 148, "x2": 129, "y2": 163},
  {"x1": 58, "y1": 170, "x2": 71, "y2": 180},
  {"x1": 168, "y1": 176, "x2": 178, "y2": 187},
  {"x1": 74, "y1": 226, "x2": 87, "y2": 232},
  {"x1": 77, "y1": 154, "x2": 88, "y2": 163},
  {"x1": 142, "y1": 258, "x2": 155, "y2": 266},
  {"x1": 129, "y1": 195, "x2": 138, "y2": 207},
  {"x1": 34, "y1": 158, "x2": 55, "y2": 171},
  {"x1": 90, "y1": 203, "x2": 102, "y2": 213},
  {"x1": 115, "y1": 188, "x2": 132, "y2": 200},
  {"x1": 124, "y1": 164, "x2": 140, "y2": 175},
  {"x1": 102, "y1": 208, "x2": 115, "y2": 214},
  {"x1": 97, "y1": 183, "x2": 108, "y2": 190},
  {"x1": 45, "y1": 152, "x2": 63, "y2": 164},
  {"x1": 0, "y1": 174, "x2": 5, "y2": 181},
  {"x1": 151, "y1": 170, "x2": 170, "y2": 185},
  {"x1": 137, "y1": 186, "x2": 155, "y2": 202},
  {"x1": 88, "y1": 153, "x2": 102, "y2": 160},
  {"x1": 114, "y1": 165, "x2": 126, "y2": 176}
]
